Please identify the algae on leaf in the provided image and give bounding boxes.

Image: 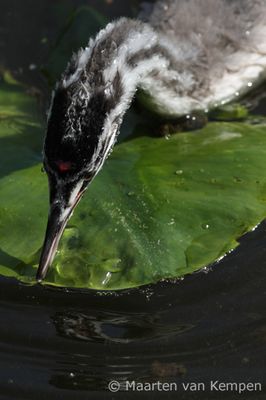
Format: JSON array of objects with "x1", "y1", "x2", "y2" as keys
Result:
[{"x1": 1, "y1": 76, "x2": 266, "y2": 289}]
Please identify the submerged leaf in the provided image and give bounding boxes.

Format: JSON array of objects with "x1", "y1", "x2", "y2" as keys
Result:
[{"x1": 1, "y1": 78, "x2": 266, "y2": 289}]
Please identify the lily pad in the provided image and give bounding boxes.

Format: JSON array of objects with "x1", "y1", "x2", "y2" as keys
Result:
[
  {"x1": 1, "y1": 78, "x2": 266, "y2": 290},
  {"x1": 209, "y1": 103, "x2": 249, "y2": 121},
  {"x1": 0, "y1": 78, "x2": 43, "y2": 178}
]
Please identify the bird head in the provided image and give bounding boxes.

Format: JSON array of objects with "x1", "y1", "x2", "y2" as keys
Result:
[{"x1": 36, "y1": 76, "x2": 122, "y2": 281}]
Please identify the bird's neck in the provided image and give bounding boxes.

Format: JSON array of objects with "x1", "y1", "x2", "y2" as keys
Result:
[
  {"x1": 63, "y1": 18, "x2": 199, "y2": 122},
  {"x1": 89, "y1": 18, "x2": 163, "y2": 151},
  {"x1": 59, "y1": 18, "x2": 200, "y2": 175}
]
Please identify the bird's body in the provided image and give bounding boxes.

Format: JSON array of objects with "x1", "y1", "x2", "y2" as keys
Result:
[
  {"x1": 141, "y1": 0, "x2": 266, "y2": 114},
  {"x1": 37, "y1": 0, "x2": 266, "y2": 280}
]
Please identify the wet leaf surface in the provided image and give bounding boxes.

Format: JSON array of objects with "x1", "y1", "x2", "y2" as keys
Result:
[{"x1": 1, "y1": 78, "x2": 266, "y2": 289}]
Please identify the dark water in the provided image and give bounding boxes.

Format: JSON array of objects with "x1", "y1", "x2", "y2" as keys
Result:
[{"x1": 0, "y1": 1, "x2": 266, "y2": 399}]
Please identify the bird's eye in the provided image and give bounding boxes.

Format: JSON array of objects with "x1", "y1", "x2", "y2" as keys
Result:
[{"x1": 55, "y1": 160, "x2": 73, "y2": 173}]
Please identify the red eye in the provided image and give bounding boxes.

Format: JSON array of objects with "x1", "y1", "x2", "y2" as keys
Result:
[{"x1": 56, "y1": 160, "x2": 73, "y2": 172}]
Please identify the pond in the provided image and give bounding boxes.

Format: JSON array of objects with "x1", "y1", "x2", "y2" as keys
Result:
[{"x1": 0, "y1": 1, "x2": 266, "y2": 398}]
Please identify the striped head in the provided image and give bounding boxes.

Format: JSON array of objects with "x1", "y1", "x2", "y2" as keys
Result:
[
  {"x1": 37, "y1": 72, "x2": 123, "y2": 281},
  {"x1": 37, "y1": 17, "x2": 158, "y2": 280}
]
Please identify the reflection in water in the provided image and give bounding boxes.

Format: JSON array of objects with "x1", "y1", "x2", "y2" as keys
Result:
[
  {"x1": 1, "y1": 216, "x2": 266, "y2": 397},
  {"x1": 0, "y1": 209, "x2": 265, "y2": 398},
  {"x1": 34, "y1": 222, "x2": 266, "y2": 394},
  {"x1": 49, "y1": 305, "x2": 195, "y2": 391},
  {"x1": 52, "y1": 311, "x2": 193, "y2": 343},
  {"x1": 0, "y1": 0, "x2": 266, "y2": 399}
]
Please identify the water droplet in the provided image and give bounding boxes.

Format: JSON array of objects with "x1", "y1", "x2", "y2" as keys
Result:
[
  {"x1": 175, "y1": 169, "x2": 183, "y2": 175},
  {"x1": 69, "y1": 373, "x2": 75, "y2": 378},
  {"x1": 165, "y1": 134, "x2": 171, "y2": 140},
  {"x1": 168, "y1": 218, "x2": 175, "y2": 226},
  {"x1": 102, "y1": 271, "x2": 112, "y2": 286},
  {"x1": 247, "y1": 82, "x2": 253, "y2": 87},
  {"x1": 29, "y1": 63, "x2": 37, "y2": 71},
  {"x1": 186, "y1": 114, "x2": 190, "y2": 119},
  {"x1": 235, "y1": 91, "x2": 240, "y2": 96},
  {"x1": 127, "y1": 191, "x2": 135, "y2": 197},
  {"x1": 233, "y1": 176, "x2": 243, "y2": 183},
  {"x1": 251, "y1": 223, "x2": 259, "y2": 232},
  {"x1": 201, "y1": 224, "x2": 210, "y2": 230}
]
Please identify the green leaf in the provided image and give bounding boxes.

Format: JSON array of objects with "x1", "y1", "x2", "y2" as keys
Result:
[
  {"x1": 1, "y1": 78, "x2": 266, "y2": 290},
  {"x1": 209, "y1": 103, "x2": 249, "y2": 121},
  {"x1": 0, "y1": 78, "x2": 43, "y2": 178}
]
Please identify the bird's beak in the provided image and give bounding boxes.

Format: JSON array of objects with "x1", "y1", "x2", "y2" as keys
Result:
[{"x1": 36, "y1": 187, "x2": 83, "y2": 282}]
